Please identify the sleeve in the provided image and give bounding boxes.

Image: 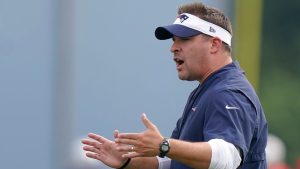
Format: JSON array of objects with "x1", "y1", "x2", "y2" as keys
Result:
[{"x1": 202, "y1": 89, "x2": 257, "y2": 161}]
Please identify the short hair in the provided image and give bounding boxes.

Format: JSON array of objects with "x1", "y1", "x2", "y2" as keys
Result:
[{"x1": 178, "y1": 2, "x2": 233, "y2": 53}]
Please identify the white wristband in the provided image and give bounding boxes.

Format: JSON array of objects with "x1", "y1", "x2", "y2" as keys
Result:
[{"x1": 156, "y1": 156, "x2": 171, "y2": 169}]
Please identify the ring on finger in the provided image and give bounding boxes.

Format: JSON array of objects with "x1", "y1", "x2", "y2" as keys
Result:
[{"x1": 130, "y1": 145, "x2": 134, "y2": 152}]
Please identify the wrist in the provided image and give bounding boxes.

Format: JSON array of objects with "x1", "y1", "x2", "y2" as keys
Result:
[
  {"x1": 159, "y1": 138, "x2": 171, "y2": 158},
  {"x1": 117, "y1": 158, "x2": 131, "y2": 169}
]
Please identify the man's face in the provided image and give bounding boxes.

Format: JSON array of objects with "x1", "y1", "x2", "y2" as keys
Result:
[{"x1": 171, "y1": 34, "x2": 211, "y2": 82}]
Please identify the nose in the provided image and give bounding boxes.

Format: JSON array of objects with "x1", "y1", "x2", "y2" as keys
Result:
[{"x1": 170, "y1": 40, "x2": 180, "y2": 54}]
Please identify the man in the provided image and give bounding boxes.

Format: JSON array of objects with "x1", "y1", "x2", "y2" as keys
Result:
[{"x1": 82, "y1": 2, "x2": 268, "y2": 169}]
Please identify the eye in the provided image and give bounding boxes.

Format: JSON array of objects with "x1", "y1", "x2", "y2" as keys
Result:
[
  {"x1": 180, "y1": 37, "x2": 190, "y2": 41},
  {"x1": 172, "y1": 37, "x2": 190, "y2": 42}
]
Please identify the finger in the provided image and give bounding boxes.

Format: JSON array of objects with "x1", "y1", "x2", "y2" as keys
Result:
[
  {"x1": 141, "y1": 113, "x2": 156, "y2": 130},
  {"x1": 117, "y1": 133, "x2": 140, "y2": 140},
  {"x1": 114, "y1": 129, "x2": 119, "y2": 139},
  {"x1": 81, "y1": 139, "x2": 95, "y2": 146},
  {"x1": 81, "y1": 139, "x2": 94, "y2": 145},
  {"x1": 81, "y1": 139, "x2": 97, "y2": 146},
  {"x1": 122, "y1": 152, "x2": 141, "y2": 158},
  {"x1": 116, "y1": 144, "x2": 134, "y2": 152},
  {"x1": 88, "y1": 133, "x2": 109, "y2": 143},
  {"x1": 81, "y1": 139, "x2": 102, "y2": 148},
  {"x1": 115, "y1": 138, "x2": 138, "y2": 145},
  {"x1": 83, "y1": 145, "x2": 101, "y2": 154},
  {"x1": 86, "y1": 152, "x2": 101, "y2": 160}
]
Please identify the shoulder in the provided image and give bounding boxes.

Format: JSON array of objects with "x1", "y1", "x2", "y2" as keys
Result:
[
  {"x1": 200, "y1": 87, "x2": 258, "y2": 118},
  {"x1": 203, "y1": 73, "x2": 259, "y2": 110},
  {"x1": 203, "y1": 87, "x2": 240, "y2": 104}
]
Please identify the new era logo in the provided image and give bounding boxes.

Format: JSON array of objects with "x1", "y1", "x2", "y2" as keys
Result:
[
  {"x1": 179, "y1": 14, "x2": 189, "y2": 23},
  {"x1": 209, "y1": 26, "x2": 216, "y2": 33}
]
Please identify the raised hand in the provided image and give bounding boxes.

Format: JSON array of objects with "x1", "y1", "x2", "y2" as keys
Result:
[
  {"x1": 81, "y1": 131, "x2": 128, "y2": 168},
  {"x1": 115, "y1": 113, "x2": 164, "y2": 158}
]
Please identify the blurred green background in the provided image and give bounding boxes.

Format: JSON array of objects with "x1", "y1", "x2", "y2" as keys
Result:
[
  {"x1": 237, "y1": 0, "x2": 300, "y2": 167},
  {"x1": 236, "y1": 0, "x2": 300, "y2": 167},
  {"x1": 260, "y1": 0, "x2": 300, "y2": 166}
]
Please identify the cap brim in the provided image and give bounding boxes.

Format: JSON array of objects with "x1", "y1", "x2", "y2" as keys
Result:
[{"x1": 155, "y1": 24, "x2": 201, "y2": 40}]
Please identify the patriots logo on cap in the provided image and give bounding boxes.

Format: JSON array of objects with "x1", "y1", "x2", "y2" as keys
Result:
[{"x1": 179, "y1": 14, "x2": 189, "y2": 23}]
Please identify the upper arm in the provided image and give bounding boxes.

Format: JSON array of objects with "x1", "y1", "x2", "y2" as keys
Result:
[{"x1": 202, "y1": 90, "x2": 257, "y2": 160}]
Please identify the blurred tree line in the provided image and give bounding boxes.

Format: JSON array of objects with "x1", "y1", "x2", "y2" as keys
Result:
[{"x1": 260, "y1": 0, "x2": 300, "y2": 166}]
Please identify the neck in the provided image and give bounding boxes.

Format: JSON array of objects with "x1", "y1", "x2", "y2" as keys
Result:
[{"x1": 199, "y1": 56, "x2": 232, "y2": 84}]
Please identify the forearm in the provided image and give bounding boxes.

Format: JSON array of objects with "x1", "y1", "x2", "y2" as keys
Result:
[
  {"x1": 125, "y1": 157, "x2": 158, "y2": 169},
  {"x1": 167, "y1": 139, "x2": 211, "y2": 169},
  {"x1": 165, "y1": 139, "x2": 242, "y2": 169}
]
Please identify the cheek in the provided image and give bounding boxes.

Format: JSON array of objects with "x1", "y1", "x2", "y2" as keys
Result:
[
  {"x1": 186, "y1": 50, "x2": 204, "y2": 65},
  {"x1": 193, "y1": 47, "x2": 209, "y2": 64},
  {"x1": 185, "y1": 52, "x2": 207, "y2": 73},
  {"x1": 184, "y1": 59, "x2": 201, "y2": 73}
]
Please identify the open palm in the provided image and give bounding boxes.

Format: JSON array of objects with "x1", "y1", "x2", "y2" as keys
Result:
[{"x1": 82, "y1": 133, "x2": 127, "y2": 168}]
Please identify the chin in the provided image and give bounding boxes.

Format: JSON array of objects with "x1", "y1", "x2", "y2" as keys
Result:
[
  {"x1": 178, "y1": 76, "x2": 190, "y2": 81},
  {"x1": 178, "y1": 75, "x2": 197, "y2": 82},
  {"x1": 178, "y1": 75, "x2": 186, "y2": 80}
]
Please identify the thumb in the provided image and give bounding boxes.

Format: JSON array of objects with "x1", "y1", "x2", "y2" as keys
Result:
[
  {"x1": 141, "y1": 113, "x2": 156, "y2": 130},
  {"x1": 113, "y1": 129, "x2": 119, "y2": 139}
]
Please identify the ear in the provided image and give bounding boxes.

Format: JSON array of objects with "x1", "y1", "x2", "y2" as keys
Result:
[{"x1": 210, "y1": 37, "x2": 222, "y2": 54}]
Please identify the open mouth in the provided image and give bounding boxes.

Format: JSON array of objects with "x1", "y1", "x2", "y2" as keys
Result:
[{"x1": 174, "y1": 58, "x2": 184, "y2": 67}]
